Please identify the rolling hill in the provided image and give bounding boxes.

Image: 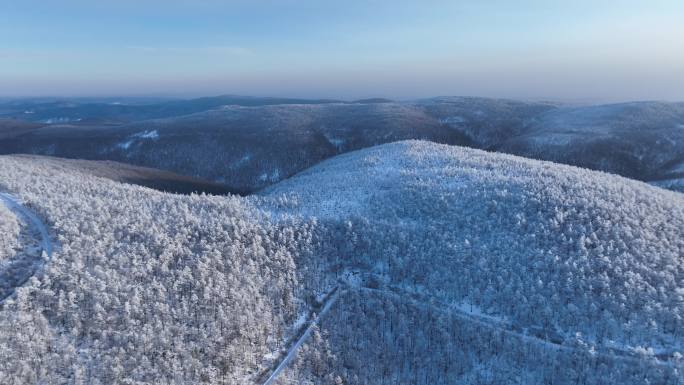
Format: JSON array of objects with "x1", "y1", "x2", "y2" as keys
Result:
[
  {"x1": 0, "y1": 96, "x2": 682, "y2": 193},
  {"x1": 0, "y1": 95, "x2": 342, "y2": 123},
  {"x1": 500, "y1": 102, "x2": 684, "y2": 185},
  {"x1": 0, "y1": 102, "x2": 474, "y2": 192},
  {"x1": 10, "y1": 155, "x2": 240, "y2": 195},
  {"x1": 0, "y1": 141, "x2": 681, "y2": 384},
  {"x1": 263, "y1": 141, "x2": 684, "y2": 384}
]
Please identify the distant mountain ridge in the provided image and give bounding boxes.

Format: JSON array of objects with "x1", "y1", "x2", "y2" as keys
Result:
[
  {"x1": 0, "y1": 94, "x2": 345, "y2": 123},
  {"x1": 0, "y1": 95, "x2": 682, "y2": 193}
]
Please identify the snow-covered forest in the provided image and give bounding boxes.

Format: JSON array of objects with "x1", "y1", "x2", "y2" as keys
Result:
[
  {"x1": 264, "y1": 141, "x2": 684, "y2": 347},
  {"x1": 0, "y1": 158, "x2": 326, "y2": 383},
  {"x1": 279, "y1": 289, "x2": 682, "y2": 385},
  {"x1": 0, "y1": 140, "x2": 682, "y2": 384},
  {"x1": 0, "y1": 203, "x2": 19, "y2": 262},
  {"x1": 2, "y1": 98, "x2": 683, "y2": 194}
]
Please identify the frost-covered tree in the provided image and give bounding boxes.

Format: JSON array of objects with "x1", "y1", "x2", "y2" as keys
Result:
[
  {"x1": 0, "y1": 140, "x2": 682, "y2": 384},
  {"x1": 0, "y1": 203, "x2": 19, "y2": 262}
]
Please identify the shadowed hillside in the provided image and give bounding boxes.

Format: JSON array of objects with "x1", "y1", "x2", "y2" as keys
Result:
[{"x1": 1, "y1": 97, "x2": 682, "y2": 193}]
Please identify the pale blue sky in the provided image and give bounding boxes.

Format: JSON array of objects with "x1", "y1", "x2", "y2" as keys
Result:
[{"x1": 1, "y1": 0, "x2": 683, "y2": 100}]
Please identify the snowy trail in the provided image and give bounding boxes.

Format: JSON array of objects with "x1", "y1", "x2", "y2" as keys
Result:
[
  {"x1": 361, "y1": 285, "x2": 675, "y2": 365},
  {"x1": 261, "y1": 287, "x2": 341, "y2": 385},
  {"x1": 0, "y1": 192, "x2": 53, "y2": 303},
  {"x1": 261, "y1": 280, "x2": 665, "y2": 385}
]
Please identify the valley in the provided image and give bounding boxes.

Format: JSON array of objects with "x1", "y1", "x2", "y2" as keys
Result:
[{"x1": 1, "y1": 96, "x2": 682, "y2": 193}]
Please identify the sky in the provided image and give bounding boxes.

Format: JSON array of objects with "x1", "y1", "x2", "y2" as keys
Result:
[{"x1": 1, "y1": 0, "x2": 683, "y2": 101}]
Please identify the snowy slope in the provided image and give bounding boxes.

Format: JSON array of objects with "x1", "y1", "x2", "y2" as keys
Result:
[
  {"x1": 0, "y1": 155, "x2": 332, "y2": 384},
  {"x1": 500, "y1": 102, "x2": 684, "y2": 183},
  {"x1": 0, "y1": 141, "x2": 682, "y2": 384},
  {"x1": 263, "y1": 141, "x2": 684, "y2": 353},
  {"x1": 11, "y1": 154, "x2": 238, "y2": 195}
]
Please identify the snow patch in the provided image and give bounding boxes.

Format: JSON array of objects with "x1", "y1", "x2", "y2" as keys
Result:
[
  {"x1": 439, "y1": 116, "x2": 466, "y2": 124},
  {"x1": 133, "y1": 130, "x2": 159, "y2": 139},
  {"x1": 291, "y1": 310, "x2": 309, "y2": 331},
  {"x1": 42, "y1": 117, "x2": 82, "y2": 124},
  {"x1": 117, "y1": 140, "x2": 134, "y2": 150},
  {"x1": 324, "y1": 134, "x2": 346, "y2": 150},
  {"x1": 117, "y1": 130, "x2": 160, "y2": 150},
  {"x1": 259, "y1": 169, "x2": 281, "y2": 183},
  {"x1": 232, "y1": 153, "x2": 252, "y2": 169}
]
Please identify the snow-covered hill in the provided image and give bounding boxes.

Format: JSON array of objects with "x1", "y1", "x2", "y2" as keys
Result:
[
  {"x1": 0, "y1": 141, "x2": 682, "y2": 384},
  {"x1": 12, "y1": 154, "x2": 238, "y2": 195},
  {"x1": 0, "y1": 102, "x2": 472, "y2": 192},
  {"x1": 2, "y1": 97, "x2": 682, "y2": 194},
  {"x1": 0, "y1": 155, "x2": 328, "y2": 384},
  {"x1": 262, "y1": 141, "x2": 684, "y2": 384},
  {"x1": 500, "y1": 102, "x2": 684, "y2": 185},
  {"x1": 263, "y1": 140, "x2": 684, "y2": 347}
]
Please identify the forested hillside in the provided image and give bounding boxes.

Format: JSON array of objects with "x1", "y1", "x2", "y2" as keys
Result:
[
  {"x1": 0, "y1": 156, "x2": 340, "y2": 384},
  {"x1": 263, "y1": 143, "x2": 684, "y2": 384},
  {"x1": 0, "y1": 141, "x2": 682, "y2": 384},
  {"x1": 0, "y1": 95, "x2": 341, "y2": 123},
  {"x1": 0, "y1": 204, "x2": 19, "y2": 262},
  {"x1": 12, "y1": 155, "x2": 239, "y2": 195},
  {"x1": 2, "y1": 97, "x2": 682, "y2": 193},
  {"x1": 0, "y1": 102, "x2": 473, "y2": 192},
  {"x1": 264, "y1": 141, "x2": 684, "y2": 349},
  {"x1": 500, "y1": 102, "x2": 684, "y2": 187},
  {"x1": 279, "y1": 289, "x2": 681, "y2": 385}
]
